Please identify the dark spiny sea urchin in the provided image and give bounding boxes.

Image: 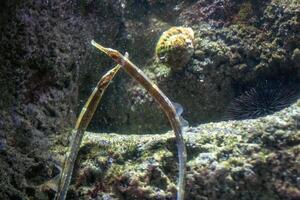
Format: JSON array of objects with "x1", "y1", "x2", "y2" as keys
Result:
[{"x1": 228, "y1": 80, "x2": 299, "y2": 120}]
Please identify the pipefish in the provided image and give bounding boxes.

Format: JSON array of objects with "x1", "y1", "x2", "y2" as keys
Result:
[
  {"x1": 55, "y1": 55, "x2": 128, "y2": 200},
  {"x1": 91, "y1": 40, "x2": 187, "y2": 200}
]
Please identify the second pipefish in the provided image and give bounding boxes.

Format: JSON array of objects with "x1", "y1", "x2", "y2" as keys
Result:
[{"x1": 91, "y1": 40, "x2": 187, "y2": 200}]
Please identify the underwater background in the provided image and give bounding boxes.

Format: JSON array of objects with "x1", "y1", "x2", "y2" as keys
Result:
[{"x1": 0, "y1": 0, "x2": 299, "y2": 199}]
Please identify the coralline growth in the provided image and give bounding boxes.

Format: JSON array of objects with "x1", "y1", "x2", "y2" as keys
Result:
[{"x1": 155, "y1": 26, "x2": 195, "y2": 71}]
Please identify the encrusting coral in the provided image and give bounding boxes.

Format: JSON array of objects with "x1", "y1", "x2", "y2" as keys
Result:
[{"x1": 155, "y1": 26, "x2": 195, "y2": 71}]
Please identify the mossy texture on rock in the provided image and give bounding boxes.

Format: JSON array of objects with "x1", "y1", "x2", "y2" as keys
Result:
[
  {"x1": 0, "y1": 0, "x2": 89, "y2": 199},
  {"x1": 0, "y1": 0, "x2": 299, "y2": 199},
  {"x1": 92, "y1": 0, "x2": 300, "y2": 133},
  {"x1": 66, "y1": 100, "x2": 300, "y2": 200}
]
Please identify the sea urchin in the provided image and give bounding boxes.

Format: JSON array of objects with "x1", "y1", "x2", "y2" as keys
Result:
[{"x1": 228, "y1": 80, "x2": 298, "y2": 120}]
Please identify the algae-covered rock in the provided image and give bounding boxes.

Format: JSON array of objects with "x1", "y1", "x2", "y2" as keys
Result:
[
  {"x1": 67, "y1": 99, "x2": 300, "y2": 200},
  {"x1": 1, "y1": 0, "x2": 299, "y2": 199},
  {"x1": 89, "y1": 0, "x2": 300, "y2": 133},
  {"x1": 0, "y1": 0, "x2": 89, "y2": 199}
]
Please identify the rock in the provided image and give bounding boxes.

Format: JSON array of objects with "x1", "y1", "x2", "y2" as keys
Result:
[
  {"x1": 70, "y1": 100, "x2": 300, "y2": 200},
  {"x1": 87, "y1": 0, "x2": 299, "y2": 133},
  {"x1": 0, "y1": 0, "x2": 299, "y2": 199},
  {"x1": 0, "y1": 0, "x2": 88, "y2": 198}
]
